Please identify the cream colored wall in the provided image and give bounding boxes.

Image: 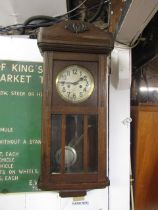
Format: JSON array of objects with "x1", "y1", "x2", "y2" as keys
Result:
[{"x1": 109, "y1": 44, "x2": 131, "y2": 210}]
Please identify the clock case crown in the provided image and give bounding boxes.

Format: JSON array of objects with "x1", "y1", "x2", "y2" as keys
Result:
[
  {"x1": 38, "y1": 20, "x2": 113, "y2": 54},
  {"x1": 37, "y1": 20, "x2": 114, "y2": 197}
]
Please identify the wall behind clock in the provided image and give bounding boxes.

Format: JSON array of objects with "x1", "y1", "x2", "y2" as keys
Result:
[
  {"x1": 109, "y1": 44, "x2": 131, "y2": 210},
  {"x1": 0, "y1": 36, "x2": 130, "y2": 210}
]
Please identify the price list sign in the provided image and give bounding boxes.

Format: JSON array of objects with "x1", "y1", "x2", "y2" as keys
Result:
[{"x1": 0, "y1": 60, "x2": 43, "y2": 192}]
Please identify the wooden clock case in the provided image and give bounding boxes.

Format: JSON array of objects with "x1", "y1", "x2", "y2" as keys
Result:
[{"x1": 37, "y1": 20, "x2": 113, "y2": 197}]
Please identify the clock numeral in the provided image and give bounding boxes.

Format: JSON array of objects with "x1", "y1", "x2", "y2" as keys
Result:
[
  {"x1": 73, "y1": 69, "x2": 77, "y2": 75},
  {"x1": 79, "y1": 92, "x2": 83, "y2": 97},
  {"x1": 61, "y1": 74, "x2": 67, "y2": 80},
  {"x1": 86, "y1": 81, "x2": 89, "y2": 87},
  {"x1": 80, "y1": 71, "x2": 83, "y2": 76},
  {"x1": 72, "y1": 93, "x2": 76, "y2": 100},
  {"x1": 67, "y1": 71, "x2": 70, "y2": 76},
  {"x1": 83, "y1": 76, "x2": 87, "y2": 80},
  {"x1": 62, "y1": 87, "x2": 66, "y2": 92},
  {"x1": 67, "y1": 92, "x2": 71, "y2": 97},
  {"x1": 83, "y1": 87, "x2": 87, "y2": 92}
]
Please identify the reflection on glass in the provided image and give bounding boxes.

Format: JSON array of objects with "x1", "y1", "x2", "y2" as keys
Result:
[
  {"x1": 87, "y1": 115, "x2": 98, "y2": 172},
  {"x1": 65, "y1": 115, "x2": 83, "y2": 173},
  {"x1": 131, "y1": 56, "x2": 158, "y2": 105},
  {"x1": 51, "y1": 114, "x2": 62, "y2": 173}
]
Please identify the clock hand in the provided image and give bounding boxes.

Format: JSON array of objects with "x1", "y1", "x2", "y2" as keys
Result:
[
  {"x1": 58, "y1": 81, "x2": 73, "y2": 85},
  {"x1": 58, "y1": 77, "x2": 84, "y2": 85},
  {"x1": 71, "y1": 77, "x2": 83, "y2": 85}
]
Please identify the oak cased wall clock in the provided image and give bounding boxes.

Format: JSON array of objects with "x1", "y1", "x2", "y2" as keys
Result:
[{"x1": 37, "y1": 20, "x2": 113, "y2": 197}]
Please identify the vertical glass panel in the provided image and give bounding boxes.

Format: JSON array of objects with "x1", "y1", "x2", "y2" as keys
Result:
[
  {"x1": 87, "y1": 115, "x2": 98, "y2": 172},
  {"x1": 51, "y1": 114, "x2": 62, "y2": 173},
  {"x1": 51, "y1": 114, "x2": 98, "y2": 174},
  {"x1": 65, "y1": 115, "x2": 84, "y2": 173}
]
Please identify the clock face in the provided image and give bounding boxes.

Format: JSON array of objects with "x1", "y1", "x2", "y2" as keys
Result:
[{"x1": 56, "y1": 65, "x2": 94, "y2": 103}]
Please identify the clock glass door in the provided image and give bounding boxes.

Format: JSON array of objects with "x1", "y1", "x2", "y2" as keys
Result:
[{"x1": 51, "y1": 114, "x2": 98, "y2": 174}]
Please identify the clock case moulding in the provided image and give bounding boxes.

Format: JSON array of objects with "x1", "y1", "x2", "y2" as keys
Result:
[{"x1": 37, "y1": 20, "x2": 114, "y2": 197}]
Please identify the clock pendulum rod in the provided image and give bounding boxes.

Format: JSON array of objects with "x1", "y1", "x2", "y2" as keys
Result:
[{"x1": 68, "y1": 115, "x2": 83, "y2": 147}]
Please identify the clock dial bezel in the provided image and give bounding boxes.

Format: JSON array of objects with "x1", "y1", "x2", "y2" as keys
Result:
[{"x1": 55, "y1": 65, "x2": 95, "y2": 104}]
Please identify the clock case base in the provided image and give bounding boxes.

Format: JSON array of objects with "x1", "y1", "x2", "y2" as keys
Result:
[
  {"x1": 38, "y1": 176, "x2": 110, "y2": 197},
  {"x1": 59, "y1": 190, "x2": 87, "y2": 198}
]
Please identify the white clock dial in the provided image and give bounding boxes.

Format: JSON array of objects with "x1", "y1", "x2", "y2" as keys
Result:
[{"x1": 56, "y1": 65, "x2": 94, "y2": 103}]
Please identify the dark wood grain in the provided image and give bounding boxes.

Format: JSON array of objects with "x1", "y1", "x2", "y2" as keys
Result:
[
  {"x1": 38, "y1": 20, "x2": 114, "y2": 54},
  {"x1": 38, "y1": 20, "x2": 113, "y2": 195}
]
